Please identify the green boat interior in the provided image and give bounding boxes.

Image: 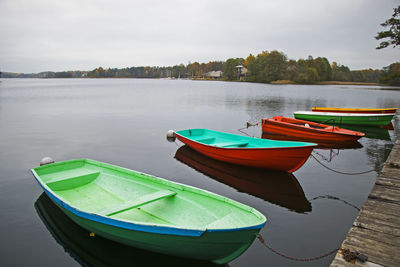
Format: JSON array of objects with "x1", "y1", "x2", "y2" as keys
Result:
[{"x1": 33, "y1": 159, "x2": 265, "y2": 230}]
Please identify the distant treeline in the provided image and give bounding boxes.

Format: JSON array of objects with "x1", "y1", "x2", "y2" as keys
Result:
[
  {"x1": 223, "y1": 51, "x2": 398, "y2": 85},
  {"x1": 2, "y1": 62, "x2": 224, "y2": 80},
  {"x1": 2, "y1": 50, "x2": 399, "y2": 85}
]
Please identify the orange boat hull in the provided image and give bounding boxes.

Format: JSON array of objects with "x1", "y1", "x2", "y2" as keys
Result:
[
  {"x1": 175, "y1": 134, "x2": 314, "y2": 173},
  {"x1": 261, "y1": 132, "x2": 363, "y2": 149},
  {"x1": 262, "y1": 116, "x2": 365, "y2": 143}
]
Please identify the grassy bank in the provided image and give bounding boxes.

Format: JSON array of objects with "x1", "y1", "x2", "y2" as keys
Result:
[
  {"x1": 271, "y1": 80, "x2": 389, "y2": 86},
  {"x1": 317, "y1": 81, "x2": 381, "y2": 86}
]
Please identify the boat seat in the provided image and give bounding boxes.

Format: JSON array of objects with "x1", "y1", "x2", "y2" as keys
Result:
[
  {"x1": 46, "y1": 171, "x2": 101, "y2": 191},
  {"x1": 215, "y1": 141, "x2": 249, "y2": 148},
  {"x1": 205, "y1": 213, "x2": 235, "y2": 228},
  {"x1": 194, "y1": 137, "x2": 216, "y2": 144},
  {"x1": 98, "y1": 189, "x2": 177, "y2": 216}
]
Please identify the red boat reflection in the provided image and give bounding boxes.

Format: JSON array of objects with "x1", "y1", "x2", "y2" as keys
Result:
[{"x1": 175, "y1": 145, "x2": 311, "y2": 213}]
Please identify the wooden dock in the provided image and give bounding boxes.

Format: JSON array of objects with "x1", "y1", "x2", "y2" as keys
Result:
[{"x1": 331, "y1": 138, "x2": 400, "y2": 267}]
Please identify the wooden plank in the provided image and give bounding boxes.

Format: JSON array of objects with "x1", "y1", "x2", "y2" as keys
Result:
[
  {"x1": 341, "y1": 229, "x2": 399, "y2": 267},
  {"x1": 368, "y1": 184, "x2": 400, "y2": 204},
  {"x1": 375, "y1": 176, "x2": 400, "y2": 188},
  {"x1": 361, "y1": 198, "x2": 400, "y2": 217},
  {"x1": 356, "y1": 206, "x2": 400, "y2": 229},
  {"x1": 346, "y1": 226, "x2": 400, "y2": 247},
  {"x1": 379, "y1": 166, "x2": 400, "y2": 180},
  {"x1": 354, "y1": 215, "x2": 400, "y2": 237},
  {"x1": 336, "y1": 242, "x2": 398, "y2": 267}
]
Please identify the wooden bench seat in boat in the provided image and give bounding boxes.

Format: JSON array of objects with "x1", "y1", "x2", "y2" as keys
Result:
[{"x1": 98, "y1": 189, "x2": 177, "y2": 216}]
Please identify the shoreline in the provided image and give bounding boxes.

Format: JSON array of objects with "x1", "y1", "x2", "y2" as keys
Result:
[{"x1": 2, "y1": 77, "x2": 400, "y2": 89}]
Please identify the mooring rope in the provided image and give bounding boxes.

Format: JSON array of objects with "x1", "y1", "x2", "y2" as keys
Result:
[
  {"x1": 174, "y1": 140, "x2": 182, "y2": 147},
  {"x1": 257, "y1": 234, "x2": 339, "y2": 262},
  {"x1": 310, "y1": 153, "x2": 379, "y2": 175},
  {"x1": 238, "y1": 122, "x2": 260, "y2": 136},
  {"x1": 312, "y1": 149, "x2": 339, "y2": 162}
]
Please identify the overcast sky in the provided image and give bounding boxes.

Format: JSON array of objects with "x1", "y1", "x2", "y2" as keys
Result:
[{"x1": 0, "y1": 0, "x2": 399, "y2": 73}]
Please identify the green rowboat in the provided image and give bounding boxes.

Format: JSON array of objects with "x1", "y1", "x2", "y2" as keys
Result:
[
  {"x1": 31, "y1": 159, "x2": 266, "y2": 264},
  {"x1": 294, "y1": 111, "x2": 394, "y2": 126}
]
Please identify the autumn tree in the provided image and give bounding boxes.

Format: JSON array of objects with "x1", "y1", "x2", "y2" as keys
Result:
[
  {"x1": 331, "y1": 62, "x2": 351, "y2": 81},
  {"x1": 222, "y1": 58, "x2": 244, "y2": 80},
  {"x1": 379, "y1": 62, "x2": 400, "y2": 85},
  {"x1": 244, "y1": 54, "x2": 257, "y2": 82},
  {"x1": 248, "y1": 50, "x2": 287, "y2": 83},
  {"x1": 310, "y1": 57, "x2": 332, "y2": 81}
]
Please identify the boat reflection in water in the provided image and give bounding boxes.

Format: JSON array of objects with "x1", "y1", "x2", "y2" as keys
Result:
[
  {"x1": 338, "y1": 124, "x2": 392, "y2": 141},
  {"x1": 261, "y1": 132, "x2": 363, "y2": 149},
  {"x1": 174, "y1": 146, "x2": 311, "y2": 213},
  {"x1": 34, "y1": 193, "x2": 225, "y2": 267}
]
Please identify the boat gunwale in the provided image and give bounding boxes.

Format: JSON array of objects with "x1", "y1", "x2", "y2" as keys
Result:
[
  {"x1": 294, "y1": 111, "x2": 395, "y2": 117},
  {"x1": 174, "y1": 129, "x2": 317, "y2": 150},
  {"x1": 312, "y1": 107, "x2": 397, "y2": 114},
  {"x1": 262, "y1": 117, "x2": 365, "y2": 137},
  {"x1": 32, "y1": 159, "x2": 266, "y2": 237}
]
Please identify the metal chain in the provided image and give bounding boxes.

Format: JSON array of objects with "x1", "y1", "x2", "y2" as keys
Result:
[
  {"x1": 309, "y1": 195, "x2": 360, "y2": 211},
  {"x1": 257, "y1": 234, "x2": 339, "y2": 262},
  {"x1": 310, "y1": 153, "x2": 379, "y2": 175}
]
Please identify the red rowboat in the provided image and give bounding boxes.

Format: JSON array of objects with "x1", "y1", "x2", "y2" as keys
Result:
[
  {"x1": 261, "y1": 132, "x2": 363, "y2": 149},
  {"x1": 174, "y1": 129, "x2": 317, "y2": 173},
  {"x1": 262, "y1": 116, "x2": 365, "y2": 143}
]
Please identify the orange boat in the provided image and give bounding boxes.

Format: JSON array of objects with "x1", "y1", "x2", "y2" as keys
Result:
[
  {"x1": 261, "y1": 132, "x2": 363, "y2": 149},
  {"x1": 312, "y1": 107, "x2": 397, "y2": 114},
  {"x1": 262, "y1": 116, "x2": 365, "y2": 143},
  {"x1": 174, "y1": 129, "x2": 316, "y2": 173}
]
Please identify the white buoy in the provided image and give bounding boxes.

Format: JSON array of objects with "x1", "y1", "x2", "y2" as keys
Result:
[
  {"x1": 40, "y1": 157, "x2": 55, "y2": 166},
  {"x1": 166, "y1": 130, "x2": 176, "y2": 142}
]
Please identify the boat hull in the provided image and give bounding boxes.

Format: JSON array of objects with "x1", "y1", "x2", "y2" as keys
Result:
[
  {"x1": 294, "y1": 111, "x2": 394, "y2": 126},
  {"x1": 262, "y1": 116, "x2": 364, "y2": 143},
  {"x1": 312, "y1": 107, "x2": 397, "y2": 114},
  {"x1": 55, "y1": 199, "x2": 259, "y2": 264},
  {"x1": 175, "y1": 129, "x2": 316, "y2": 173},
  {"x1": 261, "y1": 132, "x2": 363, "y2": 149}
]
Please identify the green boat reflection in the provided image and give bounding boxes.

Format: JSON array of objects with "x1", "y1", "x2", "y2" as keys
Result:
[
  {"x1": 338, "y1": 125, "x2": 392, "y2": 141},
  {"x1": 35, "y1": 193, "x2": 227, "y2": 267}
]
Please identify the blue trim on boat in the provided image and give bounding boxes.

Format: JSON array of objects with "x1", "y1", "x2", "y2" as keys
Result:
[{"x1": 32, "y1": 169, "x2": 264, "y2": 237}]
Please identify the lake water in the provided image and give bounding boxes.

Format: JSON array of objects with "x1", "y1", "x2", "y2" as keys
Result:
[{"x1": 0, "y1": 78, "x2": 399, "y2": 267}]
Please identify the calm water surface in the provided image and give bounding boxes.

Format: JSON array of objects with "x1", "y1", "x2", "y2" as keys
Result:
[{"x1": 0, "y1": 78, "x2": 399, "y2": 267}]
